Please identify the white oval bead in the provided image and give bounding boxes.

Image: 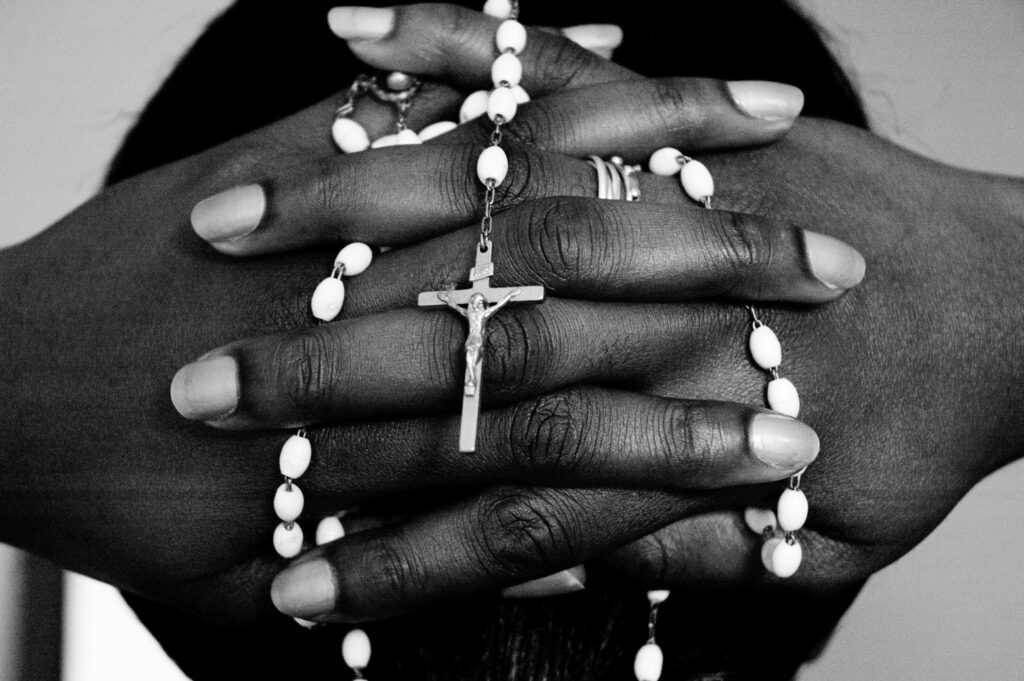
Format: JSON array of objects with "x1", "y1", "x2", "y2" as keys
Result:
[
  {"x1": 633, "y1": 643, "x2": 664, "y2": 681},
  {"x1": 770, "y1": 537, "x2": 803, "y2": 578},
  {"x1": 648, "y1": 147, "x2": 683, "y2": 176},
  {"x1": 647, "y1": 590, "x2": 671, "y2": 605},
  {"x1": 510, "y1": 85, "x2": 531, "y2": 104},
  {"x1": 279, "y1": 434, "x2": 312, "y2": 479},
  {"x1": 370, "y1": 133, "x2": 398, "y2": 149},
  {"x1": 316, "y1": 515, "x2": 346, "y2": 545},
  {"x1": 394, "y1": 128, "x2": 422, "y2": 145},
  {"x1": 311, "y1": 277, "x2": 345, "y2": 321},
  {"x1": 749, "y1": 325, "x2": 782, "y2": 370},
  {"x1": 777, "y1": 488, "x2": 809, "y2": 532},
  {"x1": 342, "y1": 628, "x2": 372, "y2": 669},
  {"x1": 495, "y1": 19, "x2": 527, "y2": 54},
  {"x1": 766, "y1": 377, "x2": 800, "y2": 418},
  {"x1": 274, "y1": 482, "x2": 304, "y2": 523},
  {"x1": 491, "y1": 53, "x2": 523, "y2": 88},
  {"x1": 477, "y1": 145, "x2": 509, "y2": 186},
  {"x1": 335, "y1": 242, "x2": 373, "y2": 276},
  {"x1": 743, "y1": 507, "x2": 777, "y2": 535},
  {"x1": 273, "y1": 522, "x2": 304, "y2": 558},
  {"x1": 680, "y1": 159, "x2": 714, "y2": 202},
  {"x1": 482, "y1": 0, "x2": 513, "y2": 19},
  {"x1": 761, "y1": 536, "x2": 783, "y2": 572},
  {"x1": 418, "y1": 120, "x2": 458, "y2": 141},
  {"x1": 331, "y1": 117, "x2": 370, "y2": 153},
  {"x1": 487, "y1": 86, "x2": 518, "y2": 123},
  {"x1": 459, "y1": 90, "x2": 490, "y2": 123}
]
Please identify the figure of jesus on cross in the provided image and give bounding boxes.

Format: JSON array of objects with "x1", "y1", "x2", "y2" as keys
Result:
[{"x1": 418, "y1": 239, "x2": 545, "y2": 452}]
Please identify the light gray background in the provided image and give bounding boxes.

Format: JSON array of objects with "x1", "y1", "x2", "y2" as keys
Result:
[{"x1": 0, "y1": 1, "x2": 1021, "y2": 678}]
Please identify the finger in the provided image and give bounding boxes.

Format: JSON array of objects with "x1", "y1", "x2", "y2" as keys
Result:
[
  {"x1": 365, "y1": 198, "x2": 866, "y2": 310},
  {"x1": 602, "y1": 512, "x2": 859, "y2": 591},
  {"x1": 170, "y1": 297, "x2": 727, "y2": 428},
  {"x1": 190, "y1": 75, "x2": 805, "y2": 257},
  {"x1": 303, "y1": 388, "x2": 819, "y2": 499},
  {"x1": 268, "y1": 486, "x2": 711, "y2": 621},
  {"x1": 328, "y1": 4, "x2": 635, "y2": 96}
]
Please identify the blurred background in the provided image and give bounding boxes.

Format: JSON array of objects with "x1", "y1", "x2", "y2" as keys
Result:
[{"x1": 1, "y1": 1, "x2": 1022, "y2": 678}]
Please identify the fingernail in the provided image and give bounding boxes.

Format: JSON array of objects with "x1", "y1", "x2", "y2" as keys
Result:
[
  {"x1": 749, "y1": 413, "x2": 819, "y2": 470},
  {"x1": 328, "y1": 7, "x2": 396, "y2": 42},
  {"x1": 727, "y1": 81, "x2": 804, "y2": 121},
  {"x1": 501, "y1": 565, "x2": 586, "y2": 598},
  {"x1": 170, "y1": 355, "x2": 239, "y2": 421},
  {"x1": 804, "y1": 230, "x2": 867, "y2": 290},
  {"x1": 190, "y1": 184, "x2": 265, "y2": 243},
  {"x1": 561, "y1": 24, "x2": 623, "y2": 52},
  {"x1": 271, "y1": 559, "x2": 337, "y2": 618}
]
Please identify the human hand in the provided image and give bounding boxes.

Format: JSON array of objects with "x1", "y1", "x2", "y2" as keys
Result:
[
  {"x1": 0, "y1": 5, "x2": 833, "y2": 627},
  {"x1": 234, "y1": 5, "x2": 1022, "y2": 623}
]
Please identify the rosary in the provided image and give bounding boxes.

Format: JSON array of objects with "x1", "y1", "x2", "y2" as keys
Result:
[{"x1": 269, "y1": 2, "x2": 812, "y2": 678}]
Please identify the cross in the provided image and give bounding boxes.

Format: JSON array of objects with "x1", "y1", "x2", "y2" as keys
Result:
[{"x1": 418, "y1": 239, "x2": 545, "y2": 452}]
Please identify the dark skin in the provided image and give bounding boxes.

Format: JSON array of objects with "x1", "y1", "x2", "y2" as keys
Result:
[{"x1": 2, "y1": 2, "x2": 1022, "y2": 679}]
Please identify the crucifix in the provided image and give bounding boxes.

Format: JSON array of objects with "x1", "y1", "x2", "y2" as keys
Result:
[{"x1": 418, "y1": 239, "x2": 545, "y2": 452}]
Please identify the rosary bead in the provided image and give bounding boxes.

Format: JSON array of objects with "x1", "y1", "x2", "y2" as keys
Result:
[
  {"x1": 510, "y1": 85, "x2": 530, "y2": 104},
  {"x1": 634, "y1": 643, "x2": 664, "y2": 681},
  {"x1": 766, "y1": 377, "x2": 800, "y2": 418},
  {"x1": 279, "y1": 434, "x2": 312, "y2": 479},
  {"x1": 744, "y1": 507, "x2": 777, "y2": 534},
  {"x1": 491, "y1": 52, "x2": 523, "y2": 87},
  {"x1": 335, "y1": 242, "x2": 373, "y2": 276},
  {"x1": 418, "y1": 120, "x2": 458, "y2": 141},
  {"x1": 459, "y1": 90, "x2": 490, "y2": 123},
  {"x1": 273, "y1": 521, "x2": 304, "y2": 558},
  {"x1": 648, "y1": 147, "x2": 683, "y2": 176},
  {"x1": 394, "y1": 128, "x2": 422, "y2": 145},
  {"x1": 777, "y1": 488, "x2": 809, "y2": 532},
  {"x1": 331, "y1": 117, "x2": 370, "y2": 154},
  {"x1": 370, "y1": 133, "x2": 398, "y2": 149},
  {"x1": 482, "y1": 0, "x2": 513, "y2": 19},
  {"x1": 274, "y1": 482, "x2": 305, "y2": 523},
  {"x1": 647, "y1": 590, "x2": 671, "y2": 604},
  {"x1": 311, "y1": 277, "x2": 346, "y2": 321},
  {"x1": 495, "y1": 19, "x2": 527, "y2": 54},
  {"x1": 487, "y1": 86, "x2": 518, "y2": 123},
  {"x1": 768, "y1": 537, "x2": 802, "y2": 578},
  {"x1": 749, "y1": 324, "x2": 782, "y2": 370},
  {"x1": 680, "y1": 159, "x2": 714, "y2": 204},
  {"x1": 342, "y1": 628, "x2": 372, "y2": 669},
  {"x1": 477, "y1": 145, "x2": 509, "y2": 186},
  {"x1": 315, "y1": 515, "x2": 346, "y2": 545},
  {"x1": 761, "y1": 536, "x2": 782, "y2": 571},
  {"x1": 385, "y1": 71, "x2": 415, "y2": 91}
]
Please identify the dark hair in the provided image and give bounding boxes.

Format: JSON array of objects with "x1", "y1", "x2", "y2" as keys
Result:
[{"x1": 113, "y1": 1, "x2": 867, "y2": 678}]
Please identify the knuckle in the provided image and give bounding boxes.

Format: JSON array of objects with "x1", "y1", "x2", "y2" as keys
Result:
[
  {"x1": 493, "y1": 144, "x2": 545, "y2": 210},
  {"x1": 441, "y1": 144, "x2": 484, "y2": 221},
  {"x1": 501, "y1": 99, "x2": 570, "y2": 148},
  {"x1": 309, "y1": 156, "x2": 345, "y2": 215},
  {"x1": 663, "y1": 401, "x2": 721, "y2": 482},
  {"x1": 649, "y1": 78, "x2": 704, "y2": 137},
  {"x1": 531, "y1": 37, "x2": 593, "y2": 93},
  {"x1": 508, "y1": 389, "x2": 590, "y2": 475},
  {"x1": 705, "y1": 211, "x2": 775, "y2": 294},
  {"x1": 342, "y1": 538, "x2": 423, "y2": 615},
  {"x1": 269, "y1": 330, "x2": 337, "y2": 417},
  {"x1": 475, "y1": 488, "x2": 578, "y2": 573},
  {"x1": 484, "y1": 308, "x2": 556, "y2": 396},
  {"x1": 518, "y1": 199, "x2": 608, "y2": 288}
]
